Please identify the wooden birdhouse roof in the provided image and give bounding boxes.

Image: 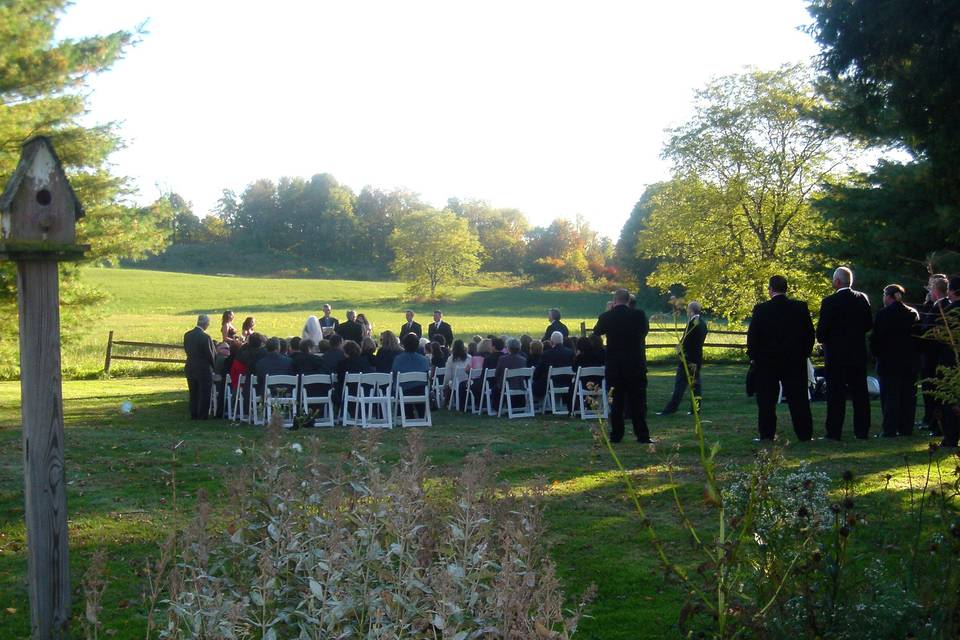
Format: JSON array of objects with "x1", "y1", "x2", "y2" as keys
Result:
[{"x1": 0, "y1": 136, "x2": 84, "y2": 220}]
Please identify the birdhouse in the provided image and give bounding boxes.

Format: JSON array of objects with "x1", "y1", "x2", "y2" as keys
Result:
[{"x1": 0, "y1": 136, "x2": 87, "y2": 261}]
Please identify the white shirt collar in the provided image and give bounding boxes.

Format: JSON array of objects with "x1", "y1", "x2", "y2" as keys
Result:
[{"x1": 836, "y1": 287, "x2": 851, "y2": 292}]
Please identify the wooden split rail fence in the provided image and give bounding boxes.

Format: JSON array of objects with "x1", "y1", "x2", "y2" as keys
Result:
[
  {"x1": 103, "y1": 330, "x2": 185, "y2": 374},
  {"x1": 104, "y1": 324, "x2": 749, "y2": 373}
]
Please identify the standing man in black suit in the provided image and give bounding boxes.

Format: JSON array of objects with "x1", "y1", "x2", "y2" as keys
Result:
[
  {"x1": 319, "y1": 303, "x2": 339, "y2": 337},
  {"x1": 747, "y1": 275, "x2": 815, "y2": 441},
  {"x1": 658, "y1": 301, "x2": 708, "y2": 416},
  {"x1": 542, "y1": 308, "x2": 569, "y2": 341},
  {"x1": 870, "y1": 284, "x2": 920, "y2": 437},
  {"x1": 593, "y1": 288, "x2": 652, "y2": 444},
  {"x1": 337, "y1": 310, "x2": 363, "y2": 344},
  {"x1": 183, "y1": 314, "x2": 216, "y2": 419},
  {"x1": 428, "y1": 310, "x2": 454, "y2": 347},
  {"x1": 817, "y1": 266, "x2": 874, "y2": 440},
  {"x1": 400, "y1": 309, "x2": 422, "y2": 339},
  {"x1": 917, "y1": 275, "x2": 950, "y2": 435}
]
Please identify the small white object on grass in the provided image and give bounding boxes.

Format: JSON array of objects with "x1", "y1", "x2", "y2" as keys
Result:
[
  {"x1": 290, "y1": 442, "x2": 303, "y2": 453},
  {"x1": 119, "y1": 401, "x2": 134, "y2": 414}
]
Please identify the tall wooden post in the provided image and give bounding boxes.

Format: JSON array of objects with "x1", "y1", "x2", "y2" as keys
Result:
[{"x1": 1, "y1": 136, "x2": 88, "y2": 639}]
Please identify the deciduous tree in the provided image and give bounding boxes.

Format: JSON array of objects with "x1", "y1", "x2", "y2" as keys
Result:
[{"x1": 389, "y1": 210, "x2": 481, "y2": 299}]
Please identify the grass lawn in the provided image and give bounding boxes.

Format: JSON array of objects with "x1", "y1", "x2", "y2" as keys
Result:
[
  {"x1": 0, "y1": 268, "x2": 955, "y2": 638},
  {"x1": 0, "y1": 368, "x2": 952, "y2": 638}
]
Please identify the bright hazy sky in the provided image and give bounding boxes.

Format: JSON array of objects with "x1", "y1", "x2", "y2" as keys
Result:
[{"x1": 57, "y1": 0, "x2": 822, "y2": 240}]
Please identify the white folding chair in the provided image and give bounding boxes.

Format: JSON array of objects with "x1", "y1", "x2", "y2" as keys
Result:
[
  {"x1": 264, "y1": 374, "x2": 298, "y2": 428},
  {"x1": 431, "y1": 368, "x2": 446, "y2": 409},
  {"x1": 395, "y1": 371, "x2": 431, "y2": 427},
  {"x1": 543, "y1": 365, "x2": 574, "y2": 415},
  {"x1": 478, "y1": 369, "x2": 497, "y2": 416},
  {"x1": 464, "y1": 367, "x2": 484, "y2": 414},
  {"x1": 247, "y1": 375, "x2": 264, "y2": 425},
  {"x1": 231, "y1": 374, "x2": 249, "y2": 422},
  {"x1": 498, "y1": 367, "x2": 535, "y2": 419},
  {"x1": 223, "y1": 374, "x2": 235, "y2": 420},
  {"x1": 340, "y1": 372, "x2": 363, "y2": 427},
  {"x1": 359, "y1": 373, "x2": 393, "y2": 429},
  {"x1": 571, "y1": 366, "x2": 608, "y2": 419},
  {"x1": 300, "y1": 373, "x2": 336, "y2": 427},
  {"x1": 209, "y1": 373, "x2": 222, "y2": 417}
]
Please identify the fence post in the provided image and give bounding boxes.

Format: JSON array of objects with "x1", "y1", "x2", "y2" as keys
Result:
[{"x1": 104, "y1": 330, "x2": 114, "y2": 375}]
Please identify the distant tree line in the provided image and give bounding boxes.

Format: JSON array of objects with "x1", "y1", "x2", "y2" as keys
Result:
[{"x1": 160, "y1": 177, "x2": 623, "y2": 294}]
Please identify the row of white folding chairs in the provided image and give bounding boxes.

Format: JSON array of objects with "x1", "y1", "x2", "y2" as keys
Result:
[
  {"x1": 223, "y1": 372, "x2": 433, "y2": 429},
  {"x1": 443, "y1": 365, "x2": 608, "y2": 420}
]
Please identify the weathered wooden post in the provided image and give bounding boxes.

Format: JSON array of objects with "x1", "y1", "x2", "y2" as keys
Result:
[{"x1": 0, "y1": 136, "x2": 88, "y2": 639}]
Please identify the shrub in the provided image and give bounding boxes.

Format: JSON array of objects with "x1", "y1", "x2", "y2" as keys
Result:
[{"x1": 155, "y1": 426, "x2": 592, "y2": 639}]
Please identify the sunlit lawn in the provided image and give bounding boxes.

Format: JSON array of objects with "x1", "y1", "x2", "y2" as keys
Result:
[{"x1": 0, "y1": 368, "x2": 951, "y2": 638}]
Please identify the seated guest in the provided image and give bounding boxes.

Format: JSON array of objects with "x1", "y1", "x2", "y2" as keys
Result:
[
  {"x1": 494, "y1": 338, "x2": 528, "y2": 408},
  {"x1": 572, "y1": 336, "x2": 605, "y2": 408},
  {"x1": 527, "y1": 339, "x2": 543, "y2": 369},
  {"x1": 302, "y1": 315, "x2": 323, "y2": 345},
  {"x1": 236, "y1": 333, "x2": 266, "y2": 371},
  {"x1": 543, "y1": 308, "x2": 570, "y2": 341},
  {"x1": 418, "y1": 337, "x2": 429, "y2": 355},
  {"x1": 291, "y1": 339, "x2": 328, "y2": 375},
  {"x1": 392, "y1": 333, "x2": 431, "y2": 418},
  {"x1": 520, "y1": 334, "x2": 533, "y2": 355},
  {"x1": 254, "y1": 337, "x2": 294, "y2": 395},
  {"x1": 335, "y1": 340, "x2": 373, "y2": 407},
  {"x1": 278, "y1": 337, "x2": 288, "y2": 356},
  {"x1": 444, "y1": 339, "x2": 472, "y2": 410},
  {"x1": 535, "y1": 331, "x2": 574, "y2": 400},
  {"x1": 360, "y1": 337, "x2": 378, "y2": 370},
  {"x1": 337, "y1": 310, "x2": 364, "y2": 343},
  {"x1": 484, "y1": 337, "x2": 505, "y2": 370},
  {"x1": 472, "y1": 335, "x2": 483, "y2": 345},
  {"x1": 430, "y1": 339, "x2": 448, "y2": 370},
  {"x1": 589, "y1": 333, "x2": 606, "y2": 364},
  {"x1": 317, "y1": 338, "x2": 330, "y2": 354},
  {"x1": 321, "y1": 334, "x2": 346, "y2": 372},
  {"x1": 375, "y1": 331, "x2": 401, "y2": 373},
  {"x1": 288, "y1": 336, "x2": 301, "y2": 354},
  {"x1": 241, "y1": 316, "x2": 256, "y2": 341},
  {"x1": 470, "y1": 339, "x2": 491, "y2": 398}
]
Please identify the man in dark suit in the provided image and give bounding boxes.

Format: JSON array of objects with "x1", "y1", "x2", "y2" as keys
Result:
[
  {"x1": 321, "y1": 334, "x2": 346, "y2": 372},
  {"x1": 870, "y1": 284, "x2": 920, "y2": 437},
  {"x1": 399, "y1": 309, "x2": 423, "y2": 339},
  {"x1": 593, "y1": 288, "x2": 651, "y2": 443},
  {"x1": 337, "y1": 310, "x2": 363, "y2": 344},
  {"x1": 183, "y1": 314, "x2": 216, "y2": 419},
  {"x1": 319, "y1": 303, "x2": 339, "y2": 336},
  {"x1": 917, "y1": 275, "x2": 950, "y2": 435},
  {"x1": 658, "y1": 301, "x2": 708, "y2": 415},
  {"x1": 428, "y1": 310, "x2": 454, "y2": 347},
  {"x1": 747, "y1": 275, "x2": 815, "y2": 441},
  {"x1": 817, "y1": 266, "x2": 874, "y2": 439},
  {"x1": 542, "y1": 308, "x2": 569, "y2": 341}
]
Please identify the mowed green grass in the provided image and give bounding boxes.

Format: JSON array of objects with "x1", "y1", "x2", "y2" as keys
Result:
[
  {"x1": 0, "y1": 374, "x2": 951, "y2": 637},
  {"x1": 2, "y1": 268, "x2": 951, "y2": 638},
  {"x1": 63, "y1": 267, "x2": 745, "y2": 378}
]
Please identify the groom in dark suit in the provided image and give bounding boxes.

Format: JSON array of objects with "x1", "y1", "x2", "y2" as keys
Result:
[
  {"x1": 183, "y1": 314, "x2": 216, "y2": 419},
  {"x1": 428, "y1": 310, "x2": 454, "y2": 347},
  {"x1": 747, "y1": 275, "x2": 815, "y2": 441},
  {"x1": 817, "y1": 266, "x2": 873, "y2": 439},
  {"x1": 399, "y1": 309, "x2": 423, "y2": 339}
]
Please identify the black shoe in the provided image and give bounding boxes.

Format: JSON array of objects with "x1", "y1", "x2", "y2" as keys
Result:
[
  {"x1": 752, "y1": 437, "x2": 774, "y2": 443},
  {"x1": 939, "y1": 440, "x2": 958, "y2": 448},
  {"x1": 819, "y1": 435, "x2": 842, "y2": 441},
  {"x1": 637, "y1": 438, "x2": 655, "y2": 444},
  {"x1": 686, "y1": 411, "x2": 694, "y2": 416},
  {"x1": 608, "y1": 436, "x2": 623, "y2": 443},
  {"x1": 655, "y1": 410, "x2": 674, "y2": 416},
  {"x1": 927, "y1": 430, "x2": 944, "y2": 438}
]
